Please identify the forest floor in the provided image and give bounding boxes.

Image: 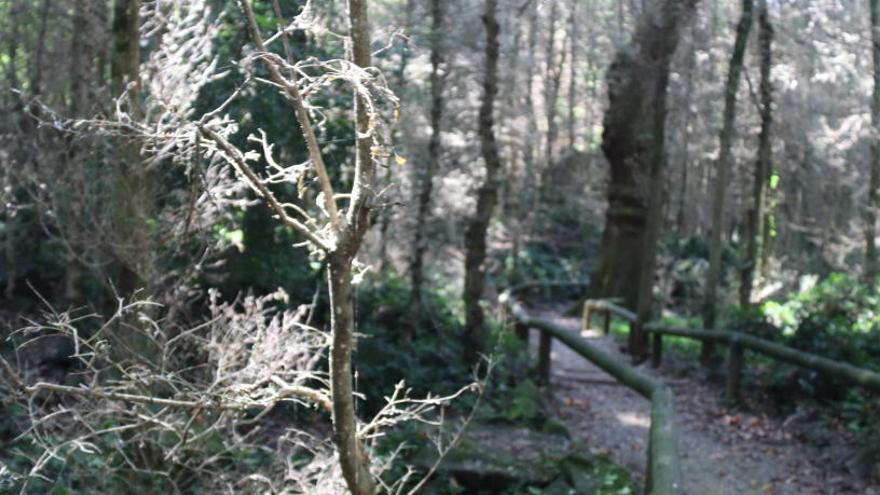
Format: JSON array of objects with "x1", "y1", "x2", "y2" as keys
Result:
[{"x1": 529, "y1": 307, "x2": 879, "y2": 495}]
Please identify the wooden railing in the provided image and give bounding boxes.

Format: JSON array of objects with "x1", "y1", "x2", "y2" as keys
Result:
[
  {"x1": 504, "y1": 291, "x2": 880, "y2": 494},
  {"x1": 501, "y1": 286, "x2": 683, "y2": 495},
  {"x1": 582, "y1": 299, "x2": 880, "y2": 400}
]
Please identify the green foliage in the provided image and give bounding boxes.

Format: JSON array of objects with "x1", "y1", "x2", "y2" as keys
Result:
[
  {"x1": 717, "y1": 274, "x2": 880, "y2": 433},
  {"x1": 496, "y1": 241, "x2": 587, "y2": 287},
  {"x1": 354, "y1": 274, "x2": 472, "y2": 416},
  {"x1": 654, "y1": 315, "x2": 704, "y2": 359},
  {"x1": 755, "y1": 273, "x2": 880, "y2": 368},
  {"x1": 498, "y1": 379, "x2": 542, "y2": 424},
  {"x1": 217, "y1": 206, "x2": 319, "y2": 303}
]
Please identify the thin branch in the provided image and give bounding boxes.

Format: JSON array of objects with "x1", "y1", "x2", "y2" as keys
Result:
[
  {"x1": 198, "y1": 124, "x2": 331, "y2": 251},
  {"x1": 237, "y1": 0, "x2": 342, "y2": 234},
  {"x1": 2, "y1": 355, "x2": 332, "y2": 413}
]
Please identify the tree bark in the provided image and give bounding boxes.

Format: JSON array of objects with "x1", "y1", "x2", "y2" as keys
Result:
[
  {"x1": 740, "y1": 0, "x2": 773, "y2": 306},
  {"x1": 63, "y1": 0, "x2": 96, "y2": 304},
  {"x1": 328, "y1": 254, "x2": 375, "y2": 495},
  {"x1": 410, "y1": 0, "x2": 444, "y2": 307},
  {"x1": 867, "y1": 0, "x2": 880, "y2": 279},
  {"x1": 111, "y1": 0, "x2": 149, "y2": 297},
  {"x1": 234, "y1": 2, "x2": 377, "y2": 491},
  {"x1": 378, "y1": 0, "x2": 415, "y2": 273},
  {"x1": 463, "y1": 0, "x2": 501, "y2": 366},
  {"x1": 675, "y1": 34, "x2": 697, "y2": 235},
  {"x1": 543, "y1": 0, "x2": 563, "y2": 168},
  {"x1": 566, "y1": 0, "x2": 578, "y2": 148},
  {"x1": 326, "y1": 2, "x2": 378, "y2": 494},
  {"x1": 502, "y1": 0, "x2": 532, "y2": 283},
  {"x1": 702, "y1": 0, "x2": 754, "y2": 364},
  {"x1": 513, "y1": 1, "x2": 540, "y2": 280},
  {"x1": 586, "y1": 0, "x2": 698, "y2": 320},
  {"x1": 3, "y1": 0, "x2": 20, "y2": 300}
]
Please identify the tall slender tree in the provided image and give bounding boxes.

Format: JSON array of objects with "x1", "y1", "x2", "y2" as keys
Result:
[
  {"x1": 330, "y1": 1, "x2": 377, "y2": 492},
  {"x1": 866, "y1": 0, "x2": 880, "y2": 279},
  {"x1": 111, "y1": 0, "x2": 152, "y2": 297},
  {"x1": 566, "y1": 0, "x2": 578, "y2": 148},
  {"x1": 740, "y1": 0, "x2": 773, "y2": 306},
  {"x1": 378, "y1": 0, "x2": 415, "y2": 273},
  {"x1": 410, "y1": 0, "x2": 444, "y2": 308},
  {"x1": 463, "y1": 0, "x2": 501, "y2": 365},
  {"x1": 3, "y1": 0, "x2": 21, "y2": 300},
  {"x1": 702, "y1": 0, "x2": 754, "y2": 363},
  {"x1": 543, "y1": 0, "x2": 565, "y2": 168},
  {"x1": 230, "y1": 1, "x2": 381, "y2": 491}
]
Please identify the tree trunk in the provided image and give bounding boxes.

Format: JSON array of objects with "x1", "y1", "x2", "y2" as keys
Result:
[
  {"x1": 3, "y1": 0, "x2": 20, "y2": 300},
  {"x1": 111, "y1": 0, "x2": 150, "y2": 297},
  {"x1": 544, "y1": 0, "x2": 560, "y2": 169},
  {"x1": 463, "y1": 0, "x2": 501, "y2": 366},
  {"x1": 410, "y1": 0, "x2": 443, "y2": 307},
  {"x1": 502, "y1": 1, "x2": 532, "y2": 284},
  {"x1": 740, "y1": 0, "x2": 773, "y2": 306},
  {"x1": 702, "y1": 0, "x2": 754, "y2": 364},
  {"x1": 867, "y1": 0, "x2": 880, "y2": 279},
  {"x1": 567, "y1": 0, "x2": 578, "y2": 149},
  {"x1": 586, "y1": 0, "x2": 698, "y2": 319},
  {"x1": 675, "y1": 36, "x2": 696, "y2": 235},
  {"x1": 378, "y1": 0, "x2": 415, "y2": 273},
  {"x1": 328, "y1": 253, "x2": 375, "y2": 495},
  {"x1": 514, "y1": 1, "x2": 540, "y2": 280},
  {"x1": 63, "y1": 0, "x2": 95, "y2": 304},
  {"x1": 326, "y1": 2, "x2": 378, "y2": 494}
]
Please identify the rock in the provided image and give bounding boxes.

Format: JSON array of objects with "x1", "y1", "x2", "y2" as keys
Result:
[{"x1": 408, "y1": 423, "x2": 636, "y2": 493}]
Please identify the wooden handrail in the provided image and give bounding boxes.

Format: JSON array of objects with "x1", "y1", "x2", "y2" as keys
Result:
[
  {"x1": 582, "y1": 298, "x2": 880, "y2": 395},
  {"x1": 503, "y1": 291, "x2": 683, "y2": 495},
  {"x1": 582, "y1": 299, "x2": 637, "y2": 341},
  {"x1": 644, "y1": 324, "x2": 880, "y2": 394},
  {"x1": 584, "y1": 299, "x2": 637, "y2": 323}
]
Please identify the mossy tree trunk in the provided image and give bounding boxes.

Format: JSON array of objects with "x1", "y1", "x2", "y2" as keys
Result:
[
  {"x1": 866, "y1": 0, "x2": 880, "y2": 279},
  {"x1": 463, "y1": 0, "x2": 501, "y2": 366},
  {"x1": 702, "y1": 0, "x2": 754, "y2": 364},
  {"x1": 586, "y1": 1, "x2": 698, "y2": 358},
  {"x1": 111, "y1": 0, "x2": 152, "y2": 297},
  {"x1": 740, "y1": 0, "x2": 773, "y2": 307},
  {"x1": 410, "y1": 0, "x2": 444, "y2": 308}
]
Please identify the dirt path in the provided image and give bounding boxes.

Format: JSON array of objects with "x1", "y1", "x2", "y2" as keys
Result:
[{"x1": 529, "y1": 308, "x2": 878, "y2": 495}]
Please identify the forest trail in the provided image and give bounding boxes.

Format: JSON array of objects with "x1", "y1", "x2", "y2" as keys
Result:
[{"x1": 529, "y1": 308, "x2": 878, "y2": 495}]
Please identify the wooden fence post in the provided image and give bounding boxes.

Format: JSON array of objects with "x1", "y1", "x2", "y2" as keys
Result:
[
  {"x1": 630, "y1": 321, "x2": 648, "y2": 364},
  {"x1": 603, "y1": 310, "x2": 611, "y2": 335},
  {"x1": 538, "y1": 329, "x2": 552, "y2": 384},
  {"x1": 651, "y1": 332, "x2": 663, "y2": 368},
  {"x1": 581, "y1": 303, "x2": 592, "y2": 333},
  {"x1": 726, "y1": 341, "x2": 744, "y2": 403}
]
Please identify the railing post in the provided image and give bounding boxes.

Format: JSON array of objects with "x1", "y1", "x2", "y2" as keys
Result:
[
  {"x1": 630, "y1": 321, "x2": 648, "y2": 364},
  {"x1": 726, "y1": 340, "x2": 744, "y2": 403},
  {"x1": 651, "y1": 332, "x2": 663, "y2": 368},
  {"x1": 603, "y1": 309, "x2": 611, "y2": 336},
  {"x1": 581, "y1": 303, "x2": 592, "y2": 333},
  {"x1": 538, "y1": 329, "x2": 552, "y2": 384}
]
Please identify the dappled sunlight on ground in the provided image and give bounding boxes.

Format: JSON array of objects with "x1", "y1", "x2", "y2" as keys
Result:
[{"x1": 615, "y1": 411, "x2": 650, "y2": 429}]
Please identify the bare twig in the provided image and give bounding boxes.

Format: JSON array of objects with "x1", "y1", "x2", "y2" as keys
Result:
[{"x1": 237, "y1": 0, "x2": 342, "y2": 233}]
